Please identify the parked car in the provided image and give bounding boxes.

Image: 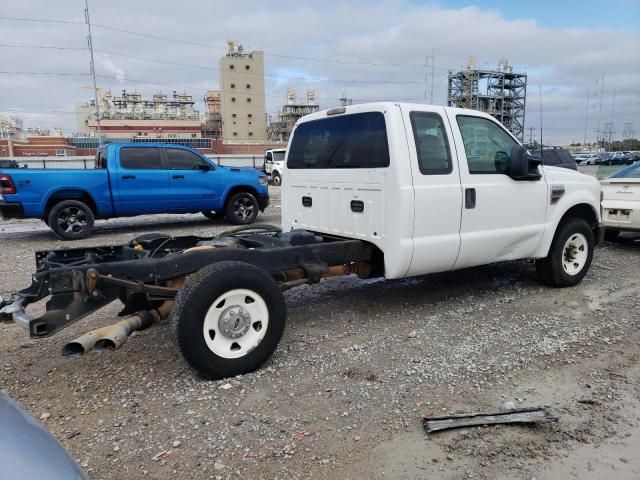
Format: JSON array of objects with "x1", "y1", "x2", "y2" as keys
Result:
[
  {"x1": 0, "y1": 391, "x2": 88, "y2": 479},
  {"x1": 621, "y1": 151, "x2": 639, "y2": 164},
  {"x1": 596, "y1": 152, "x2": 616, "y2": 165},
  {"x1": 0, "y1": 143, "x2": 269, "y2": 239},
  {"x1": 264, "y1": 148, "x2": 286, "y2": 186},
  {"x1": 576, "y1": 153, "x2": 600, "y2": 165},
  {"x1": 1, "y1": 103, "x2": 604, "y2": 380},
  {"x1": 601, "y1": 162, "x2": 640, "y2": 241},
  {"x1": 529, "y1": 146, "x2": 577, "y2": 170}
]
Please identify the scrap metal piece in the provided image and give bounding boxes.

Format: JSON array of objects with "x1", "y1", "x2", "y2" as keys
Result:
[{"x1": 423, "y1": 407, "x2": 558, "y2": 434}]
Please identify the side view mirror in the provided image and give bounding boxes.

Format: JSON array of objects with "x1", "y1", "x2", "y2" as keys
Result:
[{"x1": 507, "y1": 144, "x2": 542, "y2": 181}]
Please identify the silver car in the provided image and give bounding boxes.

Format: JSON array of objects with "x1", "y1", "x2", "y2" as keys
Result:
[{"x1": 0, "y1": 391, "x2": 88, "y2": 479}]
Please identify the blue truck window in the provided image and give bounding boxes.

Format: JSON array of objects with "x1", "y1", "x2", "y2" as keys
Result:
[
  {"x1": 166, "y1": 149, "x2": 206, "y2": 170},
  {"x1": 287, "y1": 112, "x2": 390, "y2": 169},
  {"x1": 120, "y1": 148, "x2": 163, "y2": 170}
]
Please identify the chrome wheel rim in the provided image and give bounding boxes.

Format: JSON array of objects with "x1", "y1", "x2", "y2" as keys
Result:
[
  {"x1": 202, "y1": 289, "x2": 269, "y2": 359},
  {"x1": 562, "y1": 233, "x2": 588, "y2": 275},
  {"x1": 57, "y1": 207, "x2": 87, "y2": 233},
  {"x1": 232, "y1": 196, "x2": 256, "y2": 221}
]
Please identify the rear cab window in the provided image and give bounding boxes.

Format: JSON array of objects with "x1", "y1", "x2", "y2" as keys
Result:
[
  {"x1": 287, "y1": 112, "x2": 389, "y2": 169},
  {"x1": 410, "y1": 112, "x2": 452, "y2": 175},
  {"x1": 95, "y1": 147, "x2": 107, "y2": 169},
  {"x1": 120, "y1": 147, "x2": 164, "y2": 170}
]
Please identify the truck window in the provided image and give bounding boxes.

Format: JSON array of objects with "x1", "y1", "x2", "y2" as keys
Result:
[
  {"x1": 409, "y1": 112, "x2": 452, "y2": 175},
  {"x1": 272, "y1": 151, "x2": 286, "y2": 162},
  {"x1": 542, "y1": 150, "x2": 559, "y2": 166},
  {"x1": 166, "y1": 149, "x2": 207, "y2": 170},
  {"x1": 95, "y1": 147, "x2": 107, "y2": 169},
  {"x1": 120, "y1": 148, "x2": 163, "y2": 170},
  {"x1": 457, "y1": 116, "x2": 517, "y2": 174},
  {"x1": 287, "y1": 112, "x2": 389, "y2": 169}
]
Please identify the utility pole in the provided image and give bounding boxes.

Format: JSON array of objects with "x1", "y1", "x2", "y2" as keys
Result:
[
  {"x1": 596, "y1": 74, "x2": 605, "y2": 145},
  {"x1": 528, "y1": 126, "x2": 536, "y2": 145},
  {"x1": 583, "y1": 86, "x2": 590, "y2": 147},
  {"x1": 85, "y1": 0, "x2": 102, "y2": 144}
]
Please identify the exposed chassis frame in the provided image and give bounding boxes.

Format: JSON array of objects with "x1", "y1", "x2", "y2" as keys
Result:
[{"x1": 1, "y1": 230, "x2": 375, "y2": 338}]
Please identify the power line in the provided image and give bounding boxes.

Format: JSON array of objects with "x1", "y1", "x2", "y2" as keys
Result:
[
  {"x1": 0, "y1": 70, "x2": 91, "y2": 76},
  {"x1": 0, "y1": 43, "x2": 426, "y2": 84},
  {"x1": 0, "y1": 16, "x2": 429, "y2": 68},
  {"x1": 0, "y1": 43, "x2": 87, "y2": 51}
]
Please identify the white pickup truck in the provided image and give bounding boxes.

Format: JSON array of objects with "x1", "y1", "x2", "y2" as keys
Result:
[
  {"x1": 1, "y1": 102, "x2": 604, "y2": 380},
  {"x1": 264, "y1": 148, "x2": 286, "y2": 185}
]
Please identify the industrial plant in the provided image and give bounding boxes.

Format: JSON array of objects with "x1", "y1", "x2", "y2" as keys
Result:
[{"x1": 447, "y1": 58, "x2": 527, "y2": 140}]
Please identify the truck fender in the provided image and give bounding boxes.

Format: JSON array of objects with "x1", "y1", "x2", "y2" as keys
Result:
[
  {"x1": 41, "y1": 187, "x2": 100, "y2": 217},
  {"x1": 533, "y1": 190, "x2": 600, "y2": 259}
]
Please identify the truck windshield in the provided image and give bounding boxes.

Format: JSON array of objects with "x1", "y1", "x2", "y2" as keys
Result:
[{"x1": 287, "y1": 112, "x2": 389, "y2": 169}]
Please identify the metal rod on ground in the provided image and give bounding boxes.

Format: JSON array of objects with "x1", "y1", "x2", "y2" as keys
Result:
[{"x1": 423, "y1": 407, "x2": 558, "y2": 434}]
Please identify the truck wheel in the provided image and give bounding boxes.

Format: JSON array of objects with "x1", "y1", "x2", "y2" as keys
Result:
[
  {"x1": 170, "y1": 261, "x2": 286, "y2": 380},
  {"x1": 271, "y1": 172, "x2": 282, "y2": 186},
  {"x1": 201, "y1": 210, "x2": 225, "y2": 220},
  {"x1": 536, "y1": 217, "x2": 594, "y2": 287},
  {"x1": 48, "y1": 200, "x2": 94, "y2": 240},
  {"x1": 226, "y1": 192, "x2": 258, "y2": 225}
]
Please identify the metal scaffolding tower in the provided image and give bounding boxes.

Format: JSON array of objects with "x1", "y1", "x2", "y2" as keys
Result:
[
  {"x1": 267, "y1": 89, "x2": 320, "y2": 142},
  {"x1": 447, "y1": 58, "x2": 527, "y2": 140}
]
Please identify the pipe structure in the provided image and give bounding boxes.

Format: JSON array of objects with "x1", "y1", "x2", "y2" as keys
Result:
[{"x1": 61, "y1": 277, "x2": 185, "y2": 356}]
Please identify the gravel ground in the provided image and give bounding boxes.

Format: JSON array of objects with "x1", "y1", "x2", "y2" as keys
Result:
[{"x1": 1, "y1": 186, "x2": 639, "y2": 479}]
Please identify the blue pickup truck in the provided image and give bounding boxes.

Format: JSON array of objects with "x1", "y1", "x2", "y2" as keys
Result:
[{"x1": 0, "y1": 143, "x2": 269, "y2": 240}]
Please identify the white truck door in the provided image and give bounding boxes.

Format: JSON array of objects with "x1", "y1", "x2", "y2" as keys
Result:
[
  {"x1": 448, "y1": 112, "x2": 548, "y2": 269},
  {"x1": 400, "y1": 106, "x2": 463, "y2": 276}
]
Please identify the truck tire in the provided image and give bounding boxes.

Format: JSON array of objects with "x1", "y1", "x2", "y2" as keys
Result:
[
  {"x1": 226, "y1": 192, "x2": 259, "y2": 225},
  {"x1": 535, "y1": 217, "x2": 594, "y2": 287},
  {"x1": 271, "y1": 172, "x2": 282, "y2": 186},
  {"x1": 48, "y1": 200, "x2": 94, "y2": 240},
  {"x1": 170, "y1": 261, "x2": 286, "y2": 380},
  {"x1": 201, "y1": 210, "x2": 225, "y2": 220}
]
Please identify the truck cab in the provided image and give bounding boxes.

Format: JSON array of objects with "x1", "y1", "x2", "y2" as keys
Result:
[
  {"x1": 264, "y1": 148, "x2": 286, "y2": 185},
  {"x1": 282, "y1": 103, "x2": 603, "y2": 280}
]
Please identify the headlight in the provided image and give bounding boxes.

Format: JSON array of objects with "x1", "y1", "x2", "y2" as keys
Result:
[{"x1": 258, "y1": 176, "x2": 268, "y2": 186}]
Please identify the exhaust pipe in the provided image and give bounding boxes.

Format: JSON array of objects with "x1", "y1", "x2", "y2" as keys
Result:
[
  {"x1": 62, "y1": 276, "x2": 184, "y2": 356},
  {"x1": 93, "y1": 310, "x2": 156, "y2": 351},
  {"x1": 61, "y1": 307, "x2": 167, "y2": 356}
]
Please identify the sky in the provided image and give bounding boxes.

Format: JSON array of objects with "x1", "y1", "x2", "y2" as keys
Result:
[{"x1": 0, "y1": 0, "x2": 639, "y2": 145}]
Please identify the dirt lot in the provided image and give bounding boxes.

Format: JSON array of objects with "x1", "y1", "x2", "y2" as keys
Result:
[{"x1": 1, "y1": 186, "x2": 639, "y2": 479}]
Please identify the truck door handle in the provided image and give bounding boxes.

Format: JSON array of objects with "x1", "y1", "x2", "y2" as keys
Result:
[
  {"x1": 350, "y1": 200, "x2": 364, "y2": 213},
  {"x1": 465, "y1": 188, "x2": 476, "y2": 209},
  {"x1": 122, "y1": 175, "x2": 136, "y2": 180},
  {"x1": 302, "y1": 196, "x2": 312, "y2": 207},
  {"x1": 172, "y1": 175, "x2": 185, "y2": 179}
]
